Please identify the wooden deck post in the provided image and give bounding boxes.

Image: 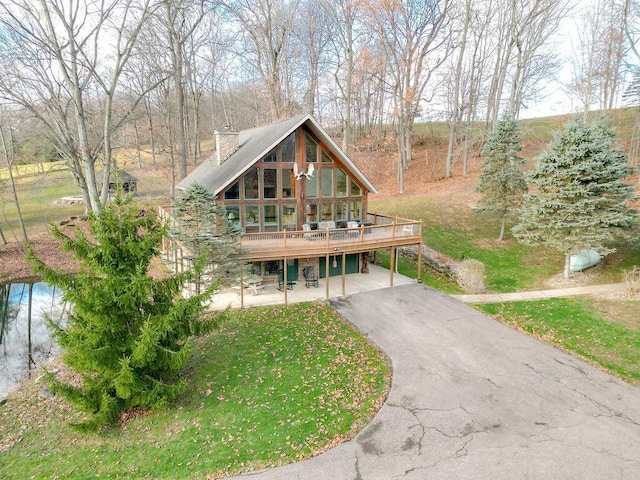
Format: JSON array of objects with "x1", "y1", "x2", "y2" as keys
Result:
[
  {"x1": 417, "y1": 220, "x2": 423, "y2": 282},
  {"x1": 283, "y1": 257, "x2": 288, "y2": 305},
  {"x1": 325, "y1": 253, "x2": 330, "y2": 299},
  {"x1": 240, "y1": 268, "x2": 245, "y2": 308},
  {"x1": 389, "y1": 246, "x2": 395, "y2": 287},
  {"x1": 341, "y1": 251, "x2": 346, "y2": 296}
]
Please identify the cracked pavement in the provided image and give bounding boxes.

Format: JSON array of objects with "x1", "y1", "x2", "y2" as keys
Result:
[{"x1": 229, "y1": 283, "x2": 640, "y2": 479}]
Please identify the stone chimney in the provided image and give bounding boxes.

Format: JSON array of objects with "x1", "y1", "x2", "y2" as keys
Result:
[{"x1": 215, "y1": 125, "x2": 240, "y2": 165}]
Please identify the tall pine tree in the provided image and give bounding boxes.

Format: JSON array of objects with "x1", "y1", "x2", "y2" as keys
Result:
[
  {"x1": 29, "y1": 191, "x2": 216, "y2": 431},
  {"x1": 170, "y1": 183, "x2": 243, "y2": 294},
  {"x1": 513, "y1": 116, "x2": 638, "y2": 278},
  {"x1": 476, "y1": 116, "x2": 527, "y2": 240}
]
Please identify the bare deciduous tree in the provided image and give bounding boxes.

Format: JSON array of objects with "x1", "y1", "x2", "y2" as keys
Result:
[
  {"x1": 485, "y1": 0, "x2": 570, "y2": 126},
  {"x1": 570, "y1": 0, "x2": 630, "y2": 116},
  {"x1": 321, "y1": 0, "x2": 364, "y2": 153},
  {"x1": 0, "y1": 0, "x2": 156, "y2": 212},
  {"x1": 296, "y1": 0, "x2": 334, "y2": 118},
  {"x1": 365, "y1": 0, "x2": 453, "y2": 193},
  {"x1": 0, "y1": 111, "x2": 28, "y2": 242},
  {"x1": 223, "y1": 0, "x2": 300, "y2": 121},
  {"x1": 160, "y1": 0, "x2": 206, "y2": 180}
]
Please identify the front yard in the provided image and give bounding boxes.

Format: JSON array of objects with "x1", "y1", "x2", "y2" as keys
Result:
[{"x1": 0, "y1": 303, "x2": 390, "y2": 479}]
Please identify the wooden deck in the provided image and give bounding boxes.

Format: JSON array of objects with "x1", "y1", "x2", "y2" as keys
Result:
[
  {"x1": 159, "y1": 206, "x2": 422, "y2": 263},
  {"x1": 238, "y1": 221, "x2": 422, "y2": 260}
]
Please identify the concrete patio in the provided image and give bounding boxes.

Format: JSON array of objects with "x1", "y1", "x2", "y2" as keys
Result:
[{"x1": 206, "y1": 264, "x2": 415, "y2": 311}]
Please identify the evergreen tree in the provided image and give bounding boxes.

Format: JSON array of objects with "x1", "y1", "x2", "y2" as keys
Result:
[
  {"x1": 29, "y1": 191, "x2": 216, "y2": 431},
  {"x1": 512, "y1": 116, "x2": 638, "y2": 278},
  {"x1": 170, "y1": 183, "x2": 243, "y2": 294},
  {"x1": 476, "y1": 116, "x2": 527, "y2": 240}
]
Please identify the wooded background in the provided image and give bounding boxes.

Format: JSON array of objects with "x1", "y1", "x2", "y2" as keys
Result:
[{"x1": 0, "y1": 0, "x2": 638, "y2": 206}]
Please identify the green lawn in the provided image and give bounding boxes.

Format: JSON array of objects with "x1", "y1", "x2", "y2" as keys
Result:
[
  {"x1": 0, "y1": 303, "x2": 390, "y2": 479},
  {"x1": 1, "y1": 171, "x2": 84, "y2": 238},
  {"x1": 0, "y1": 161, "x2": 68, "y2": 181},
  {"x1": 480, "y1": 298, "x2": 640, "y2": 385},
  {"x1": 370, "y1": 194, "x2": 640, "y2": 292}
]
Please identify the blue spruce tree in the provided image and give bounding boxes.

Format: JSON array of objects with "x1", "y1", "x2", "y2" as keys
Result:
[{"x1": 513, "y1": 116, "x2": 637, "y2": 278}]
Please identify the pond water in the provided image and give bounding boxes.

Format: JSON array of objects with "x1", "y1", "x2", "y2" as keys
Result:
[{"x1": 0, "y1": 282, "x2": 67, "y2": 400}]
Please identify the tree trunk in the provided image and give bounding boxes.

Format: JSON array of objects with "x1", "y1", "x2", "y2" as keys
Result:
[
  {"x1": 99, "y1": 89, "x2": 116, "y2": 206},
  {"x1": 144, "y1": 97, "x2": 157, "y2": 165},
  {"x1": 0, "y1": 127, "x2": 28, "y2": 243},
  {"x1": 564, "y1": 253, "x2": 571, "y2": 279},
  {"x1": 341, "y1": 46, "x2": 353, "y2": 154},
  {"x1": 446, "y1": 0, "x2": 471, "y2": 178},
  {"x1": 165, "y1": 2, "x2": 188, "y2": 181},
  {"x1": 175, "y1": 68, "x2": 187, "y2": 180},
  {"x1": 133, "y1": 118, "x2": 143, "y2": 169}
]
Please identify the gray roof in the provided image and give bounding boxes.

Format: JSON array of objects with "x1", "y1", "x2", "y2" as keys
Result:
[{"x1": 177, "y1": 114, "x2": 377, "y2": 195}]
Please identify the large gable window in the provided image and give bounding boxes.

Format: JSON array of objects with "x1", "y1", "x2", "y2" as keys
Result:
[
  {"x1": 282, "y1": 203, "x2": 296, "y2": 230},
  {"x1": 224, "y1": 180, "x2": 240, "y2": 200},
  {"x1": 336, "y1": 169, "x2": 347, "y2": 197},
  {"x1": 245, "y1": 205, "x2": 259, "y2": 233},
  {"x1": 226, "y1": 205, "x2": 240, "y2": 225},
  {"x1": 263, "y1": 148, "x2": 277, "y2": 162},
  {"x1": 306, "y1": 174, "x2": 318, "y2": 198},
  {"x1": 350, "y1": 200, "x2": 361, "y2": 221},
  {"x1": 281, "y1": 168, "x2": 294, "y2": 198},
  {"x1": 306, "y1": 133, "x2": 318, "y2": 163},
  {"x1": 263, "y1": 168, "x2": 277, "y2": 199},
  {"x1": 220, "y1": 126, "x2": 368, "y2": 234},
  {"x1": 350, "y1": 179, "x2": 362, "y2": 196},
  {"x1": 281, "y1": 133, "x2": 295, "y2": 162},
  {"x1": 263, "y1": 204, "x2": 278, "y2": 231},
  {"x1": 321, "y1": 168, "x2": 333, "y2": 197},
  {"x1": 244, "y1": 169, "x2": 259, "y2": 199}
]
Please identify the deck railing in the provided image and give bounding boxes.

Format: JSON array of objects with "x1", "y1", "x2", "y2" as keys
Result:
[{"x1": 158, "y1": 206, "x2": 422, "y2": 261}]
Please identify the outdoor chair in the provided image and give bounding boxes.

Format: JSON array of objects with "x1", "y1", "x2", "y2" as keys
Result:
[
  {"x1": 318, "y1": 220, "x2": 336, "y2": 230},
  {"x1": 302, "y1": 223, "x2": 315, "y2": 240},
  {"x1": 277, "y1": 269, "x2": 294, "y2": 291},
  {"x1": 303, "y1": 266, "x2": 318, "y2": 288},
  {"x1": 402, "y1": 224, "x2": 415, "y2": 235},
  {"x1": 347, "y1": 221, "x2": 360, "y2": 237}
]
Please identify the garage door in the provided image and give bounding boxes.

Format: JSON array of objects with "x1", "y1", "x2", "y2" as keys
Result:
[{"x1": 319, "y1": 254, "x2": 359, "y2": 278}]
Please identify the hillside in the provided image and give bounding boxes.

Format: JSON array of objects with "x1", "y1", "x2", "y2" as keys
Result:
[{"x1": 350, "y1": 110, "x2": 640, "y2": 204}]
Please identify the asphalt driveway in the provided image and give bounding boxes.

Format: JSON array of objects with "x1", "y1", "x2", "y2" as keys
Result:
[{"x1": 231, "y1": 283, "x2": 640, "y2": 479}]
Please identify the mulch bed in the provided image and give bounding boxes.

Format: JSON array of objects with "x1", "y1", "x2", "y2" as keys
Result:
[
  {"x1": 1, "y1": 220, "x2": 169, "y2": 284},
  {"x1": 0, "y1": 230, "x2": 79, "y2": 284}
]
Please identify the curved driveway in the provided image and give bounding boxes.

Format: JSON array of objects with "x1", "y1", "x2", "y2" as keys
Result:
[{"x1": 232, "y1": 283, "x2": 640, "y2": 479}]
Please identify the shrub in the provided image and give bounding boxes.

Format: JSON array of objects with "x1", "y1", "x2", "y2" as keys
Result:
[
  {"x1": 455, "y1": 259, "x2": 486, "y2": 294},
  {"x1": 623, "y1": 266, "x2": 640, "y2": 293}
]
